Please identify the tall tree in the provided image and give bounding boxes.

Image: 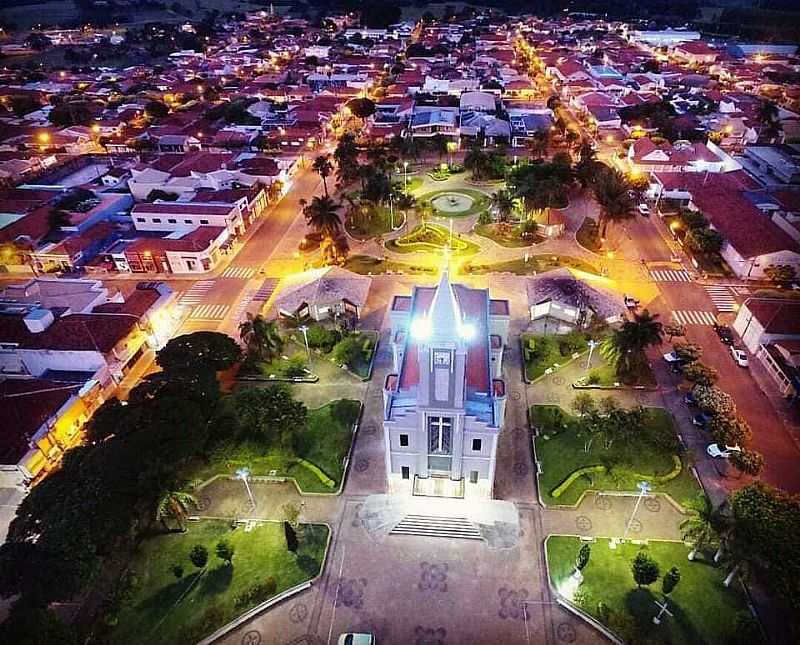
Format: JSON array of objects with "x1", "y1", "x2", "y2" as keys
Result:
[
  {"x1": 155, "y1": 491, "x2": 197, "y2": 532},
  {"x1": 239, "y1": 314, "x2": 283, "y2": 362},
  {"x1": 593, "y1": 166, "x2": 634, "y2": 237},
  {"x1": 602, "y1": 309, "x2": 662, "y2": 378},
  {"x1": 681, "y1": 493, "x2": 720, "y2": 560},
  {"x1": 312, "y1": 154, "x2": 333, "y2": 197},
  {"x1": 490, "y1": 189, "x2": 515, "y2": 223},
  {"x1": 156, "y1": 332, "x2": 241, "y2": 374},
  {"x1": 304, "y1": 195, "x2": 343, "y2": 239}
]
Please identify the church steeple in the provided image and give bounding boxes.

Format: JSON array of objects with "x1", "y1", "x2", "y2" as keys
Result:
[{"x1": 427, "y1": 270, "x2": 462, "y2": 345}]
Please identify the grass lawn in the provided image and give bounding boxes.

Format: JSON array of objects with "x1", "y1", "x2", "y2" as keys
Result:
[
  {"x1": 416, "y1": 189, "x2": 491, "y2": 218},
  {"x1": 474, "y1": 222, "x2": 542, "y2": 247},
  {"x1": 385, "y1": 223, "x2": 480, "y2": 255},
  {"x1": 395, "y1": 175, "x2": 424, "y2": 194},
  {"x1": 576, "y1": 218, "x2": 602, "y2": 252},
  {"x1": 343, "y1": 254, "x2": 436, "y2": 275},
  {"x1": 345, "y1": 204, "x2": 394, "y2": 239},
  {"x1": 185, "y1": 400, "x2": 360, "y2": 493},
  {"x1": 546, "y1": 536, "x2": 749, "y2": 645},
  {"x1": 531, "y1": 405, "x2": 700, "y2": 507},
  {"x1": 112, "y1": 520, "x2": 328, "y2": 645},
  {"x1": 577, "y1": 356, "x2": 657, "y2": 388},
  {"x1": 463, "y1": 255, "x2": 599, "y2": 276},
  {"x1": 522, "y1": 333, "x2": 589, "y2": 381},
  {"x1": 238, "y1": 345, "x2": 313, "y2": 381}
]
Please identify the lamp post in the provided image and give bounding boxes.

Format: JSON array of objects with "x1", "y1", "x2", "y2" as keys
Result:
[
  {"x1": 236, "y1": 467, "x2": 256, "y2": 510},
  {"x1": 621, "y1": 480, "x2": 650, "y2": 543},
  {"x1": 299, "y1": 325, "x2": 311, "y2": 364},
  {"x1": 586, "y1": 339, "x2": 598, "y2": 371},
  {"x1": 403, "y1": 160, "x2": 409, "y2": 192}
]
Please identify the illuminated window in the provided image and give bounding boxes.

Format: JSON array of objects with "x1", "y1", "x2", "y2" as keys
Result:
[{"x1": 428, "y1": 416, "x2": 452, "y2": 454}]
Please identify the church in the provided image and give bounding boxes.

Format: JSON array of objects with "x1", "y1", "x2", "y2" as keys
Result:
[{"x1": 382, "y1": 272, "x2": 510, "y2": 498}]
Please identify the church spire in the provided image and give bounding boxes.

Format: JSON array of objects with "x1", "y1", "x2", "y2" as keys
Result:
[{"x1": 427, "y1": 270, "x2": 462, "y2": 344}]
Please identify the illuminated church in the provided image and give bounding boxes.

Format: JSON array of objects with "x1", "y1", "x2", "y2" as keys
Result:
[{"x1": 382, "y1": 272, "x2": 510, "y2": 498}]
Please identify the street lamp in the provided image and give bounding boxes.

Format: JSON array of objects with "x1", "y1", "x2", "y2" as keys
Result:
[
  {"x1": 235, "y1": 467, "x2": 256, "y2": 509},
  {"x1": 621, "y1": 480, "x2": 650, "y2": 543},
  {"x1": 299, "y1": 325, "x2": 311, "y2": 364},
  {"x1": 586, "y1": 339, "x2": 598, "y2": 371},
  {"x1": 403, "y1": 160, "x2": 409, "y2": 192}
]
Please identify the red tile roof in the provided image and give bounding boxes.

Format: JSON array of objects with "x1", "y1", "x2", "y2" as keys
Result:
[
  {"x1": 0, "y1": 312, "x2": 137, "y2": 352},
  {"x1": 744, "y1": 299, "x2": 800, "y2": 335}
]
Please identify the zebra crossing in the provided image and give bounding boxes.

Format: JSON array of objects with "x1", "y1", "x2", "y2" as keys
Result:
[
  {"x1": 189, "y1": 303, "x2": 231, "y2": 320},
  {"x1": 252, "y1": 278, "x2": 279, "y2": 302},
  {"x1": 231, "y1": 287, "x2": 257, "y2": 322},
  {"x1": 221, "y1": 265, "x2": 256, "y2": 280},
  {"x1": 672, "y1": 310, "x2": 718, "y2": 326},
  {"x1": 704, "y1": 285, "x2": 738, "y2": 312},
  {"x1": 650, "y1": 269, "x2": 692, "y2": 282},
  {"x1": 177, "y1": 280, "x2": 216, "y2": 305}
]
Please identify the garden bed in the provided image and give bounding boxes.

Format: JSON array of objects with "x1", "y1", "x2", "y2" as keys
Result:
[
  {"x1": 474, "y1": 222, "x2": 542, "y2": 247},
  {"x1": 522, "y1": 332, "x2": 589, "y2": 382},
  {"x1": 531, "y1": 405, "x2": 700, "y2": 507},
  {"x1": 546, "y1": 536, "x2": 750, "y2": 645},
  {"x1": 574, "y1": 357, "x2": 657, "y2": 389},
  {"x1": 185, "y1": 400, "x2": 361, "y2": 493},
  {"x1": 385, "y1": 223, "x2": 480, "y2": 255},
  {"x1": 343, "y1": 254, "x2": 436, "y2": 275},
  {"x1": 237, "y1": 346, "x2": 316, "y2": 382},
  {"x1": 111, "y1": 520, "x2": 329, "y2": 645},
  {"x1": 463, "y1": 255, "x2": 599, "y2": 276}
]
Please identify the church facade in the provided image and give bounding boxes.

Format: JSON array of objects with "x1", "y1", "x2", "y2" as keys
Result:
[{"x1": 382, "y1": 272, "x2": 510, "y2": 498}]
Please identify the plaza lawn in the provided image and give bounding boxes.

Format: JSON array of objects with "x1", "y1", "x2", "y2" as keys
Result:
[
  {"x1": 546, "y1": 537, "x2": 748, "y2": 645},
  {"x1": 463, "y1": 255, "x2": 599, "y2": 276},
  {"x1": 385, "y1": 223, "x2": 480, "y2": 256},
  {"x1": 344, "y1": 254, "x2": 436, "y2": 275},
  {"x1": 522, "y1": 332, "x2": 589, "y2": 382},
  {"x1": 112, "y1": 520, "x2": 328, "y2": 645},
  {"x1": 238, "y1": 345, "x2": 314, "y2": 382},
  {"x1": 187, "y1": 400, "x2": 360, "y2": 493},
  {"x1": 576, "y1": 217, "x2": 602, "y2": 252},
  {"x1": 532, "y1": 405, "x2": 700, "y2": 507},
  {"x1": 474, "y1": 222, "x2": 542, "y2": 247}
]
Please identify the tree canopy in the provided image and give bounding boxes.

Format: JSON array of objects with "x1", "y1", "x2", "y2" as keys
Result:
[{"x1": 155, "y1": 331, "x2": 241, "y2": 374}]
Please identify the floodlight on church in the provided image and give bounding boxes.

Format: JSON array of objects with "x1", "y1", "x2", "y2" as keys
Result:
[
  {"x1": 410, "y1": 316, "x2": 431, "y2": 340},
  {"x1": 459, "y1": 322, "x2": 476, "y2": 340}
]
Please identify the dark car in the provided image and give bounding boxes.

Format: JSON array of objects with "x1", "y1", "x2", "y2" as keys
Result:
[
  {"x1": 683, "y1": 391, "x2": 697, "y2": 406},
  {"x1": 713, "y1": 323, "x2": 734, "y2": 345},
  {"x1": 692, "y1": 412, "x2": 713, "y2": 429}
]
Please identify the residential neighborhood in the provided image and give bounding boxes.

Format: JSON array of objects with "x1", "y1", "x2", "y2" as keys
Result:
[{"x1": 0, "y1": 3, "x2": 799, "y2": 645}]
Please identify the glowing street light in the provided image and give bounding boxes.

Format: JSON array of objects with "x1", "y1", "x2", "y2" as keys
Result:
[
  {"x1": 235, "y1": 467, "x2": 256, "y2": 509},
  {"x1": 621, "y1": 480, "x2": 650, "y2": 543},
  {"x1": 298, "y1": 325, "x2": 311, "y2": 363},
  {"x1": 403, "y1": 160, "x2": 409, "y2": 192}
]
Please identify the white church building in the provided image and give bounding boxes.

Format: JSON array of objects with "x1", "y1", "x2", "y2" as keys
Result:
[{"x1": 382, "y1": 272, "x2": 510, "y2": 499}]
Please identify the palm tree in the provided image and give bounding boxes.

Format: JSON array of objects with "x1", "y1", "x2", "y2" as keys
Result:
[
  {"x1": 682, "y1": 493, "x2": 720, "y2": 561},
  {"x1": 602, "y1": 309, "x2": 663, "y2": 378},
  {"x1": 593, "y1": 167, "x2": 634, "y2": 238},
  {"x1": 304, "y1": 195, "x2": 343, "y2": 239},
  {"x1": 312, "y1": 155, "x2": 333, "y2": 197},
  {"x1": 491, "y1": 189, "x2": 515, "y2": 223},
  {"x1": 464, "y1": 147, "x2": 489, "y2": 181},
  {"x1": 239, "y1": 313, "x2": 283, "y2": 362},
  {"x1": 156, "y1": 491, "x2": 197, "y2": 532},
  {"x1": 574, "y1": 141, "x2": 599, "y2": 189},
  {"x1": 526, "y1": 130, "x2": 549, "y2": 159}
]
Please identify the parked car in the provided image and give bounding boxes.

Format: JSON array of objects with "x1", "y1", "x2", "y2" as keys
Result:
[
  {"x1": 638, "y1": 203, "x2": 650, "y2": 217},
  {"x1": 730, "y1": 346, "x2": 749, "y2": 368},
  {"x1": 683, "y1": 391, "x2": 697, "y2": 406},
  {"x1": 706, "y1": 444, "x2": 742, "y2": 459},
  {"x1": 713, "y1": 323, "x2": 734, "y2": 345},
  {"x1": 692, "y1": 412, "x2": 713, "y2": 428},
  {"x1": 338, "y1": 635, "x2": 375, "y2": 645},
  {"x1": 624, "y1": 294, "x2": 640, "y2": 309},
  {"x1": 663, "y1": 351, "x2": 684, "y2": 363}
]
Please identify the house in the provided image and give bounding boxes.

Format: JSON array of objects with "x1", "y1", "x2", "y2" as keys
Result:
[
  {"x1": 131, "y1": 201, "x2": 246, "y2": 237},
  {"x1": 732, "y1": 298, "x2": 800, "y2": 399},
  {"x1": 408, "y1": 107, "x2": 460, "y2": 140},
  {"x1": 459, "y1": 91, "x2": 496, "y2": 113},
  {"x1": 273, "y1": 267, "x2": 371, "y2": 323},
  {"x1": 741, "y1": 145, "x2": 800, "y2": 185},
  {"x1": 651, "y1": 171, "x2": 800, "y2": 279},
  {"x1": 525, "y1": 269, "x2": 625, "y2": 334},
  {"x1": 382, "y1": 272, "x2": 510, "y2": 498},
  {"x1": 673, "y1": 42, "x2": 718, "y2": 65},
  {"x1": 628, "y1": 138, "x2": 735, "y2": 174}
]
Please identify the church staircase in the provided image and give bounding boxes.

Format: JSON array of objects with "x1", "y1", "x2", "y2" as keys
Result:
[{"x1": 390, "y1": 514, "x2": 483, "y2": 541}]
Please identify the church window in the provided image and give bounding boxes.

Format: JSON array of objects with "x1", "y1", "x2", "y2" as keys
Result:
[{"x1": 428, "y1": 416, "x2": 452, "y2": 454}]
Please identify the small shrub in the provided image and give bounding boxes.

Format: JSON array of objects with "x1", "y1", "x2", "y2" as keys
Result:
[
  {"x1": 189, "y1": 544, "x2": 209, "y2": 569},
  {"x1": 305, "y1": 324, "x2": 340, "y2": 352},
  {"x1": 282, "y1": 355, "x2": 307, "y2": 378},
  {"x1": 170, "y1": 564, "x2": 184, "y2": 579},
  {"x1": 586, "y1": 369, "x2": 601, "y2": 385}
]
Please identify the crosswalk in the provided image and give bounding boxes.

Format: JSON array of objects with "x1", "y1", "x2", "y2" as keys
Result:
[
  {"x1": 704, "y1": 285, "x2": 738, "y2": 312},
  {"x1": 650, "y1": 269, "x2": 692, "y2": 282},
  {"x1": 252, "y1": 278, "x2": 279, "y2": 302},
  {"x1": 177, "y1": 280, "x2": 216, "y2": 305},
  {"x1": 672, "y1": 310, "x2": 718, "y2": 326},
  {"x1": 231, "y1": 287, "x2": 257, "y2": 323},
  {"x1": 221, "y1": 265, "x2": 256, "y2": 280},
  {"x1": 189, "y1": 303, "x2": 231, "y2": 320}
]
